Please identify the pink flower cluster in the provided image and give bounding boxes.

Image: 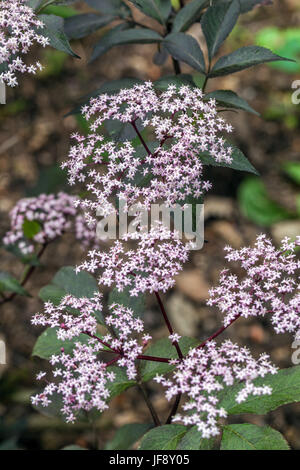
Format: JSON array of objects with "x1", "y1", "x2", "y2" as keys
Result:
[
  {"x1": 0, "y1": 0, "x2": 49, "y2": 87},
  {"x1": 156, "y1": 340, "x2": 277, "y2": 438},
  {"x1": 3, "y1": 192, "x2": 100, "y2": 254},
  {"x1": 208, "y1": 235, "x2": 300, "y2": 337},
  {"x1": 76, "y1": 224, "x2": 189, "y2": 296},
  {"x1": 3, "y1": 192, "x2": 77, "y2": 254},
  {"x1": 105, "y1": 302, "x2": 152, "y2": 380},
  {"x1": 32, "y1": 342, "x2": 115, "y2": 423},
  {"x1": 31, "y1": 294, "x2": 151, "y2": 422},
  {"x1": 62, "y1": 82, "x2": 233, "y2": 223}
]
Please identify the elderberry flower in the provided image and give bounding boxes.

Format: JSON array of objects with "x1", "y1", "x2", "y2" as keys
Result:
[
  {"x1": 106, "y1": 303, "x2": 152, "y2": 380},
  {"x1": 0, "y1": 0, "x2": 49, "y2": 87},
  {"x1": 207, "y1": 234, "x2": 300, "y2": 337},
  {"x1": 31, "y1": 342, "x2": 115, "y2": 423},
  {"x1": 3, "y1": 192, "x2": 77, "y2": 254},
  {"x1": 32, "y1": 294, "x2": 151, "y2": 420},
  {"x1": 156, "y1": 340, "x2": 277, "y2": 439},
  {"x1": 3, "y1": 192, "x2": 102, "y2": 254},
  {"x1": 62, "y1": 82, "x2": 233, "y2": 224},
  {"x1": 76, "y1": 224, "x2": 189, "y2": 295}
]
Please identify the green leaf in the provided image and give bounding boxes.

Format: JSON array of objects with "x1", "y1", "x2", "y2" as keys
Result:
[
  {"x1": 39, "y1": 284, "x2": 66, "y2": 305},
  {"x1": 107, "y1": 366, "x2": 136, "y2": 398},
  {"x1": 238, "y1": 177, "x2": 293, "y2": 226},
  {"x1": 129, "y1": 0, "x2": 171, "y2": 26},
  {"x1": 91, "y1": 26, "x2": 162, "y2": 61},
  {"x1": 22, "y1": 219, "x2": 42, "y2": 239},
  {"x1": 154, "y1": 74, "x2": 195, "y2": 91},
  {"x1": 209, "y1": 46, "x2": 293, "y2": 77},
  {"x1": 0, "y1": 272, "x2": 30, "y2": 297},
  {"x1": 221, "y1": 424, "x2": 289, "y2": 450},
  {"x1": 239, "y1": 0, "x2": 271, "y2": 13},
  {"x1": 64, "y1": 13, "x2": 116, "y2": 39},
  {"x1": 105, "y1": 423, "x2": 153, "y2": 450},
  {"x1": 41, "y1": 5, "x2": 79, "y2": 18},
  {"x1": 282, "y1": 162, "x2": 300, "y2": 185},
  {"x1": 172, "y1": 0, "x2": 207, "y2": 33},
  {"x1": 177, "y1": 426, "x2": 215, "y2": 450},
  {"x1": 140, "y1": 337, "x2": 199, "y2": 382},
  {"x1": 164, "y1": 32, "x2": 206, "y2": 73},
  {"x1": 139, "y1": 424, "x2": 187, "y2": 450},
  {"x1": 85, "y1": 0, "x2": 131, "y2": 17},
  {"x1": 201, "y1": 0, "x2": 240, "y2": 61},
  {"x1": 3, "y1": 243, "x2": 42, "y2": 267},
  {"x1": 39, "y1": 14, "x2": 80, "y2": 57},
  {"x1": 26, "y1": 165, "x2": 68, "y2": 196},
  {"x1": 38, "y1": 266, "x2": 104, "y2": 323},
  {"x1": 105, "y1": 118, "x2": 142, "y2": 142},
  {"x1": 108, "y1": 287, "x2": 145, "y2": 317},
  {"x1": 200, "y1": 144, "x2": 259, "y2": 175},
  {"x1": 53, "y1": 266, "x2": 98, "y2": 297},
  {"x1": 204, "y1": 90, "x2": 259, "y2": 115},
  {"x1": 220, "y1": 366, "x2": 300, "y2": 416},
  {"x1": 32, "y1": 326, "x2": 91, "y2": 359},
  {"x1": 66, "y1": 78, "x2": 144, "y2": 116}
]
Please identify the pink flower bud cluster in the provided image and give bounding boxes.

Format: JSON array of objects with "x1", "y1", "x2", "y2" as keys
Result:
[
  {"x1": 155, "y1": 340, "x2": 277, "y2": 438},
  {"x1": 62, "y1": 82, "x2": 233, "y2": 223},
  {"x1": 207, "y1": 234, "x2": 300, "y2": 337},
  {"x1": 76, "y1": 224, "x2": 189, "y2": 296},
  {"x1": 31, "y1": 294, "x2": 151, "y2": 422},
  {"x1": 3, "y1": 192, "x2": 100, "y2": 254},
  {"x1": 0, "y1": 0, "x2": 49, "y2": 87}
]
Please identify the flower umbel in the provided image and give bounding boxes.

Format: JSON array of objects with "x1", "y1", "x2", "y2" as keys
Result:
[
  {"x1": 208, "y1": 235, "x2": 300, "y2": 337},
  {"x1": 155, "y1": 340, "x2": 277, "y2": 439},
  {"x1": 62, "y1": 82, "x2": 233, "y2": 225},
  {"x1": 3, "y1": 192, "x2": 101, "y2": 254},
  {"x1": 0, "y1": 0, "x2": 49, "y2": 87},
  {"x1": 31, "y1": 294, "x2": 152, "y2": 421},
  {"x1": 76, "y1": 224, "x2": 189, "y2": 295},
  {"x1": 3, "y1": 192, "x2": 77, "y2": 254}
]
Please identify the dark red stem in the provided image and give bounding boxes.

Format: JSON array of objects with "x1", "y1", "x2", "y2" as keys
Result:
[
  {"x1": 154, "y1": 291, "x2": 183, "y2": 360},
  {"x1": 131, "y1": 120, "x2": 153, "y2": 157},
  {"x1": 197, "y1": 313, "x2": 242, "y2": 349}
]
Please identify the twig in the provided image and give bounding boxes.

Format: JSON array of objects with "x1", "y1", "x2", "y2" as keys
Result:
[
  {"x1": 138, "y1": 380, "x2": 161, "y2": 427},
  {"x1": 154, "y1": 291, "x2": 183, "y2": 359},
  {"x1": 197, "y1": 313, "x2": 242, "y2": 349},
  {"x1": 131, "y1": 120, "x2": 153, "y2": 157},
  {"x1": 166, "y1": 392, "x2": 182, "y2": 424}
]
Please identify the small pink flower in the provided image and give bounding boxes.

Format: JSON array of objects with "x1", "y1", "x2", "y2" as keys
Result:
[
  {"x1": 208, "y1": 235, "x2": 300, "y2": 338},
  {"x1": 156, "y1": 340, "x2": 277, "y2": 438},
  {"x1": 0, "y1": 0, "x2": 49, "y2": 87}
]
